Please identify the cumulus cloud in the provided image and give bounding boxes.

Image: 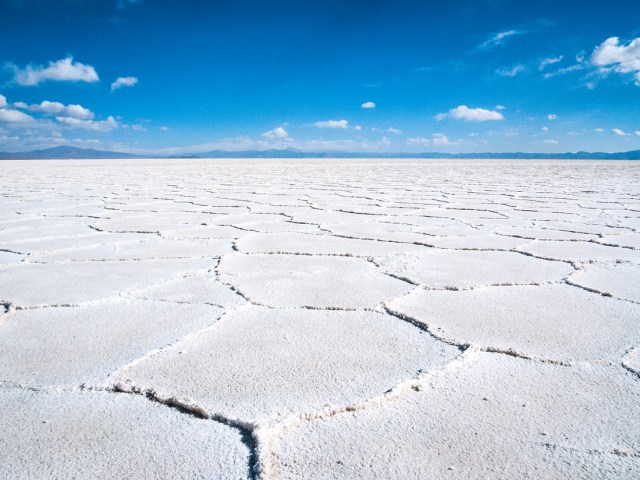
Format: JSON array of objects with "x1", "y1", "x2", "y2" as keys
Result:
[
  {"x1": 111, "y1": 76, "x2": 138, "y2": 92},
  {"x1": 0, "y1": 109, "x2": 34, "y2": 123},
  {"x1": 494, "y1": 105, "x2": 506, "y2": 110},
  {"x1": 541, "y1": 126, "x2": 549, "y2": 131},
  {"x1": 476, "y1": 30, "x2": 526, "y2": 51},
  {"x1": 159, "y1": 126, "x2": 169, "y2": 131},
  {"x1": 361, "y1": 101, "x2": 376, "y2": 109},
  {"x1": 539, "y1": 55, "x2": 564, "y2": 70},
  {"x1": 496, "y1": 64, "x2": 526, "y2": 77},
  {"x1": 354, "y1": 125, "x2": 362, "y2": 131},
  {"x1": 436, "y1": 105, "x2": 504, "y2": 122},
  {"x1": 11, "y1": 57, "x2": 99, "y2": 86},
  {"x1": 591, "y1": 36, "x2": 640, "y2": 85},
  {"x1": 635, "y1": 131, "x2": 640, "y2": 137},
  {"x1": 0, "y1": 94, "x2": 6, "y2": 108},
  {"x1": 55, "y1": 115, "x2": 118, "y2": 132},
  {"x1": 387, "y1": 127, "x2": 402, "y2": 135},
  {"x1": 547, "y1": 114, "x2": 557, "y2": 120},
  {"x1": 262, "y1": 127, "x2": 289, "y2": 139},
  {"x1": 28, "y1": 101, "x2": 94, "y2": 119},
  {"x1": 314, "y1": 119, "x2": 348, "y2": 129},
  {"x1": 611, "y1": 128, "x2": 627, "y2": 136}
]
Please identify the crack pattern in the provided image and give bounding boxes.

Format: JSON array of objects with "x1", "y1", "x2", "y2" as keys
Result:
[{"x1": 1, "y1": 158, "x2": 639, "y2": 479}]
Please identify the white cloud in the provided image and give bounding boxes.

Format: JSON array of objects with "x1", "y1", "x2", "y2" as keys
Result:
[
  {"x1": 407, "y1": 133, "x2": 456, "y2": 147},
  {"x1": 111, "y1": 76, "x2": 138, "y2": 92},
  {"x1": 12, "y1": 57, "x2": 99, "y2": 86},
  {"x1": 496, "y1": 64, "x2": 526, "y2": 77},
  {"x1": 591, "y1": 36, "x2": 640, "y2": 85},
  {"x1": 543, "y1": 139, "x2": 559, "y2": 145},
  {"x1": 436, "y1": 105, "x2": 504, "y2": 122},
  {"x1": 55, "y1": 115, "x2": 118, "y2": 132},
  {"x1": 28, "y1": 101, "x2": 94, "y2": 119},
  {"x1": 476, "y1": 30, "x2": 526, "y2": 51},
  {"x1": 314, "y1": 119, "x2": 348, "y2": 129},
  {"x1": 361, "y1": 101, "x2": 376, "y2": 109},
  {"x1": 13, "y1": 101, "x2": 29, "y2": 109},
  {"x1": 0, "y1": 94, "x2": 6, "y2": 108},
  {"x1": 635, "y1": 131, "x2": 640, "y2": 137},
  {"x1": 354, "y1": 125, "x2": 362, "y2": 131},
  {"x1": 594, "y1": 128, "x2": 604, "y2": 132},
  {"x1": 159, "y1": 126, "x2": 169, "y2": 131},
  {"x1": 494, "y1": 104, "x2": 506, "y2": 110},
  {"x1": 541, "y1": 126, "x2": 549, "y2": 131},
  {"x1": 0, "y1": 109, "x2": 34, "y2": 123},
  {"x1": 611, "y1": 128, "x2": 627, "y2": 136},
  {"x1": 543, "y1": 64, "x2": 584, "y2": 79},
  {"x1": 262, "y1": 126, "x2": 289, "y2": 139},
  {"x1": 539, "y1": 55, "x2": 564, "y2": 70},
  {"x1": 547, "y1": 114, "x2": 557, "y2": 120},
  {"x1": 387, "y1": 127, "x2": 402, "y2": 135}
]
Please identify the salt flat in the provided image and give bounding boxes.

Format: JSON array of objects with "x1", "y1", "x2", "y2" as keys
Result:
[{"x1": 1, "y1": 158, "x2": 639, "y2": 479}]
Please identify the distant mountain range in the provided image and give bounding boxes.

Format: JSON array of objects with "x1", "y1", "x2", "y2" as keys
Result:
[{"x1": 1, "y1": 145, "x2": 640, "y2": 160}]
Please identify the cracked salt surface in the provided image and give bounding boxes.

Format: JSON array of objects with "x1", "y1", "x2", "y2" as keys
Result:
[
  {"x1": 0, "y1": 300, "x2": 223, "y2": 386},
  {"x1": 112, "y1": 305, "x2": 459, "y2": 423},
  {"x1": 379, "y1": 250, "x2": 573, "y2": 289},
  {"x1": 269, "y1": 353, "x2": 640, "y2": 479},
  {"x1": 218, "y1": 253, "x2": 413, "y2": 308},
  {"x1": 0, "y1": 389, "x2": 250, "y2": 479},
  {"x1": 1, "y1": 158, "x2": 639, "y2": 479},
  {"x1": 388, "y1": 284, "x2": 640, "y2": 362}
]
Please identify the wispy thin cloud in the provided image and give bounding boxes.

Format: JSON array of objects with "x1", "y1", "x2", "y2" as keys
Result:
[
  {"x1": 314, "y1": 119, "x2": 348, "y2": 129},
  {"x1": 539, "y1": 55, "x2": 563, "y2": 70},
  {"x1": 496, "y1": 64, "x2": 526, "y2": 77},
  {"x1": 475, "y1": 29, "x2": 527, "y2": 52}
]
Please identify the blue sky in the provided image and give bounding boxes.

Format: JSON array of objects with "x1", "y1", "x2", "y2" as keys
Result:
[{"x1": 1, "y1": 0, "x2": 639, "y2": 154}]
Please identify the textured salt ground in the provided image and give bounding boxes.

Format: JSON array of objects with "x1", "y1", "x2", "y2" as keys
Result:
[
  {"x1": 0, "y1": 231, "x2": 151, "y2": 255},
  {"x1": 269, "y1": 353, "x2": 640, "y2": 480},
  {"x1": 0, "y1": 300, "x2": 223, "y2": 386},
  {"x1": 322, "y1": 222, "x2": 436, "y2": 244},
  {"x1": 0, "y1": 258, "x2": 212, "y2": 307},
  {"x1": 569, "y1": 263, "x2": 640, "y2": 302},
  {"x1": 518, "y1": 239, "x2": 639, "y2": 262},
  {"x1": 379, "y1": 250, "x2": 573, "y2": 289},
  {"x1": 601, "y1": 232, "x2": 640, "y2": 249},
  {"x1": 126, "y1": 272, "x2": 246, "y2": 307},
  {"x1": 388, "y1": 284, "x2": 640, "y2": 362},
  {"x1": 1, "y1": 159, "x2": 639, "y2": 480},
  {"x1": 112, "y1": 305, "x2": 460, "y2": 423},
  {"x1": 0, "y1": 389, "x2": 250, "y2": 479},
  {"x1": 422, "y1": 233, "x2": 531, "y2": 249},
  {"x1": 218, "y1": 253, "x2": 412, "y2": 308},
  {"x1": 29, "y1": 237, "x2": 232, "y2": 262},
  {"x1": 235, "y1": 232, "x2": 425, "y2": 256},
  {"x1": 494, "y1": 226, "x2": 599, "y2": 241},
  {"x1": 624, "y1": 347, "x2": 640, "y2": 376},
  {"x1": 0, "y1": 250, "x2": 23, "y2": 266}
]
